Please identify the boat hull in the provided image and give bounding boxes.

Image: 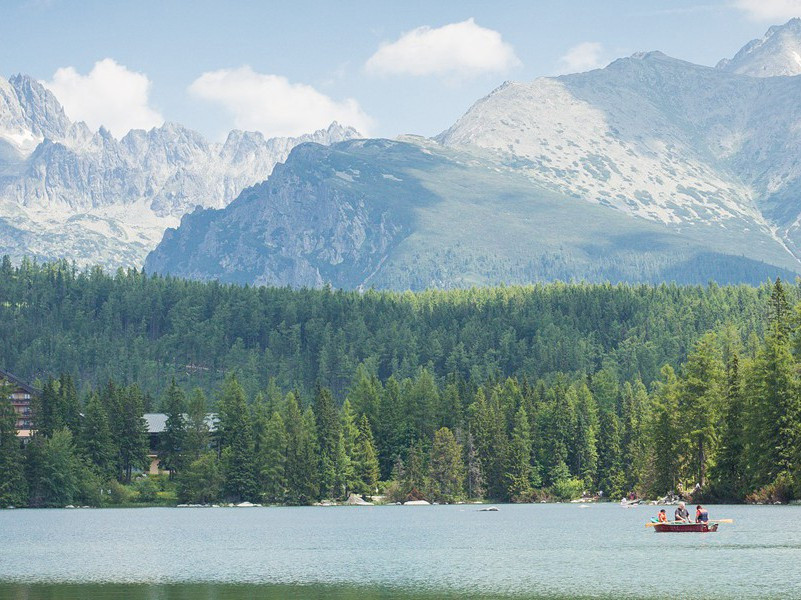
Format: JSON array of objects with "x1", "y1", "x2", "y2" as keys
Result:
[{"x1": 653, "y1": 522, "x2": 718, "y2": 533}]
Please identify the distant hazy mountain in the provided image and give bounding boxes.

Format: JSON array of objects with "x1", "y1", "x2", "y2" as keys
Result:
[
  {"x1": 0, "y1": 74, "x2": 360, "y2": 268},
  {"x1": 145, "y1": 19, "x2": 801, "y2": 289}
]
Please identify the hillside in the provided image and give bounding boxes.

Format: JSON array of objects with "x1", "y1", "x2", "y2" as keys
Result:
[
  {"x1": 0, "y1": 258, "x2": 784, "y2": 400},
  {"x1": 147, "y1": 20, "x2": 801, "y2": 288}
]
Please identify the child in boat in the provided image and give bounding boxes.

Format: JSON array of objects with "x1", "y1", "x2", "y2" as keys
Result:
[
  {"x1": 657, "y1": 509, "x2": 668, "y2": 523},
  {"x1": 696, "y1": 505, "x2": 709, "y2": 523}
]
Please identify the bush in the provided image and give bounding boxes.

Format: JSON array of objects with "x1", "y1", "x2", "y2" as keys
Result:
[
  {"x1": 746, "y1": 472, "x2": 794, "y2": 504},
  {"x1": 134, "y1": 476, "x2": 159, "y2": 503},
  {"x1": 107, "y1": 480, "x2": 134, "y2": 505},
  {"x1": 551, "y1": 477, "x2": 585, "y2": 502},
  {"x1": 75, "y1": 463, "x2": 103, "y2": 506}
]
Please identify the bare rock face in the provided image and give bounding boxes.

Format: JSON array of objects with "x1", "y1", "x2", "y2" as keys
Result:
[
  {"x1": 718, "y1": 18, "x2": 801, "y2": 77},
  {"x1": 0, "y1": 74, "x2": 361, "y2": 268}
]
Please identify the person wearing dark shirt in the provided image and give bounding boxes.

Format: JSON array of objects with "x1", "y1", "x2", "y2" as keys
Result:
[
  {"x1": 674, "y1": 501, "x2": 690, "y2": 522},
  {"x1": 696, "y1": 505, "x2": 709, "y2": 523}
]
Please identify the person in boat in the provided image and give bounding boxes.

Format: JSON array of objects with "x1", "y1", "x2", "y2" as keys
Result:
[
  {"x1": 674, "y1": 501, "x2": 690, "y2": 523},
  {"x1": 696, "y1": 505, "x2": 709, "y2": 523},
  {"x1": 657, "y1": 509, "x2": 668, "y2": 523}
]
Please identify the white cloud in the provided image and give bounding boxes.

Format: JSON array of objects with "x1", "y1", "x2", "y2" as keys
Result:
[
  {"x1": 733, "y1": 0, "x2": 801, "y2": 20},
  {"x1": 365, "y1": 18, "x2": 520, "y2": 78},
  {"x1": 43, "y1": 59, "x2": 163, "y2": 137},
  {"x1": 188, "y1": 66, "x2": 372, "y2": 138},
  {"x1": 556, "y1": 42, "x2": 606, "y2": 74}
]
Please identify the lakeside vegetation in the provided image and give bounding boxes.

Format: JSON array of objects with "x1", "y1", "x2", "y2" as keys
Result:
[{"x1": 1, "y1": 258, "x2": 800, "y2": 507}]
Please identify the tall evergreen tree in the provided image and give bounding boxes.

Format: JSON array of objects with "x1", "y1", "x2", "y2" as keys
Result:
[
  {"x1": 648, "y1": 365, "x2": 681, "y2": 496},
  {"x1": 679, "y1": 333, "x2": 724, "y2": 488},
  {"x1": 505, "y1": 405, "x2": 534, "y2": 502},
  {"x1": 314, "y1": 386, "x2": 342, "y2": 499},
  {"x1": 0, "y1": 392, "x2": 27, "y2": 506},
  {"x1": 159, "y1": 379, "x2": 187, "y2": 478},
  {"x1": 217, "y1": 374, "x2": 258, "y2": 502},
  {"x1": 111, "y1": 384, "x2": 149, "y2": 483},
  {"x1": 79, "y1": 392, "x2": 116, "y2": 480},
  {"x1": 260, "y1": 411, "x2": 287, "y2": 503},
  {"x1": 597, "y1": 408, "x2": 624, "y2": 499},
  {"x1": 711, "y1": 351, "x2": 747, "y2": 499},
  {"x1": 283, "y1": 394, "x2": 319, "y2": 504},
  {"x1": 353, "y1": 414, "x2": 380, "y2": 496},
  {"x1": 184, "y1": 388, "x2": 210, "y2": 460},
  {"x1": 572, "y1": 384, "x2": 599, "y2": 486},
  {"x1": 428, "y1": 427, "x2": 465, "y2": 503}
]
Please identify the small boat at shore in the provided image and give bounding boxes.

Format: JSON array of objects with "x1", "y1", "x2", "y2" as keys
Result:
[{"x1": 652, "y1": 522, "x2": 719, "y2": 533}]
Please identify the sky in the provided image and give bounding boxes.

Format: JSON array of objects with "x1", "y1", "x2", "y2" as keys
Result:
[{"x1": 2, "y1": 0, "x2": 800, "y2": 141}]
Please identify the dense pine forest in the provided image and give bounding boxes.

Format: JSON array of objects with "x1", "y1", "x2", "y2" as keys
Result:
[{"x1": 1, "y1": 258, "x2": 800, "y2": 507}]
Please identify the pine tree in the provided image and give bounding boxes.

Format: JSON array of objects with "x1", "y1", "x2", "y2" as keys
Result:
[
  {"x1": 505, "y1": 405, "x2": 534, "y2": 502},
  {"x1": 32, "y1": 429, "x2": 80, "y2": 507},
  {"x1": 648, "y1": 365, "x2": 682, "y2": 496},
  {"x1": 314, "y1": 386, "x2": 341, "y2": 499},
  {"x1": 597, "y1": 408, "x2": 624, "y2": 499},
  {"x1": 111, "y1": 384, "x2": 149, "y2": 483},
  {"x1": 217, "y1": 374, "x2": 258, "y2": 502},
  {"x1": 58, "y1": 373, "x2": 81, "y2": 433},
  {"x1": 746, "y1": 303, "x2": 799, "y2": 489},
  {"x1": 260, "y1": 411, "x2": 287, "y2": 503},
  {"x1": 465, "y1": 432, "x2": 485, "y2": 499},
  {"x1": 159, "y1": 379, "x2": 186, "y2": 478},
  {"x1": 679, "y1": 333, "x2": 724, "y2": 489},
  {"x1": 347, "y1": 364, "x2": 382, "y2": 426},
  {"x1": 711, "y1": 351, "x2": 746, "y2": 499},
  {"x1": 376, "y1": 376, "x2": 404, "y2": 478},
  {"x1": 428, "y1": 427, "x2": 465, "y2": 503},
  {"x1": 354, "y1": 414, "x2": 380, "y2": 496},
  {"x1": 79, "y1": 392, "x2": 116, "y2": 480},
  {"x1": 0, "y1": 393, "x2": 27, "y2": 506},
  {"x1": 402, "y1": 440, "x2": 427, "y2": 498},
  {"x1": 184, "y1": 388, "x2": 210, "y2": 460},
  {"x1": 283, "y1": 394, "x2": 319, "y2": 504},
  {"x1": 572, "y1": 384, "x2": 599, "y2": 486}
]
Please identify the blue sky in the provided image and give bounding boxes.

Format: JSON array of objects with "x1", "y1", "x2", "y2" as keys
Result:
[{"x1": 1, "y1": 0, "x2": 798, "y2": 140}]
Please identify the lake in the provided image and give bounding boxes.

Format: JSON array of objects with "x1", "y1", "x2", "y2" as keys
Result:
[{"x1": 1, "y1": 503, "x2": 800, "y2": 599}]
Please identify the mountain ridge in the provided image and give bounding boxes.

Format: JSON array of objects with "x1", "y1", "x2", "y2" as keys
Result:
[
  {"x1": 145, "y1": 20, "x2": 801, "y2": 289},
  {"x1": 0, "y1": 74, "x2": 361, "y2": 268}
]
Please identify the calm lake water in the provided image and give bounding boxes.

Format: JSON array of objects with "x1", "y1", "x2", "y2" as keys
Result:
[{"x1": 1, "y1": 503, "x2": 800, "y2": 599}]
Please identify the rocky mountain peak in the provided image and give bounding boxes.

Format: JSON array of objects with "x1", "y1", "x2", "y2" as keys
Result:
[{"x1": 718, "y1": 18, "x2": 801, "y2": 77}]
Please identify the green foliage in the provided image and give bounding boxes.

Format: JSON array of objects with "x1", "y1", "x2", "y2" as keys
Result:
[
  {"x1": 551, "y1": 477, "x2": 585, "y2": 502},
  {"x1": 159, "y1": 379, "x2": 186, "y2": 477},
  {"x1": 505, "y1": 406, "x2": 534, "y2": 502},
  {"x1": 5, "y1": 265, "x2": 801, "y2": 506},
  {"x1": 0, "y1": 391, "x2": 27, "y2": 506},
  {"x1": 428, "y1": 427, "x2": 464, "y2": 503},
  {"x1": 177, "y1": 452, "x2": 223, "y2": 504},
  {"x1": 133, "y1": 476, "x2": 159, "y2": 503},
  {"x1": 218, "y1": 374, "x2": 258, "y2": 502},
  {"x1": 79, "y1": 393, "x2": 116, "y2": 480},
  {"x1": 353, "y1": 415, "x2": 380, "y2": 496}
]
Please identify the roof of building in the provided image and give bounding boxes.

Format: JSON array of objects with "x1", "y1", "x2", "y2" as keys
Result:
[
  {"x1": 0, "y1": 368, "x2": 39, "y2": 395},
  {"x1": 143, "y1": 412, "x2": 217, "y2": 434}
]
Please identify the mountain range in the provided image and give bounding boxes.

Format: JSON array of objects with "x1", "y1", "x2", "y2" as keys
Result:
[
  {"x1": 0, "y1": 74, "x2": 359, "y2": 268},
  {"x1": 6, "y1": 20, "x2": 801, "y2": 288}
]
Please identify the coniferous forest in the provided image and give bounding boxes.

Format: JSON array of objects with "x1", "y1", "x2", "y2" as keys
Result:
[{"x1": 1, "y1": 258, "x2": 800, "y2": 507}]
